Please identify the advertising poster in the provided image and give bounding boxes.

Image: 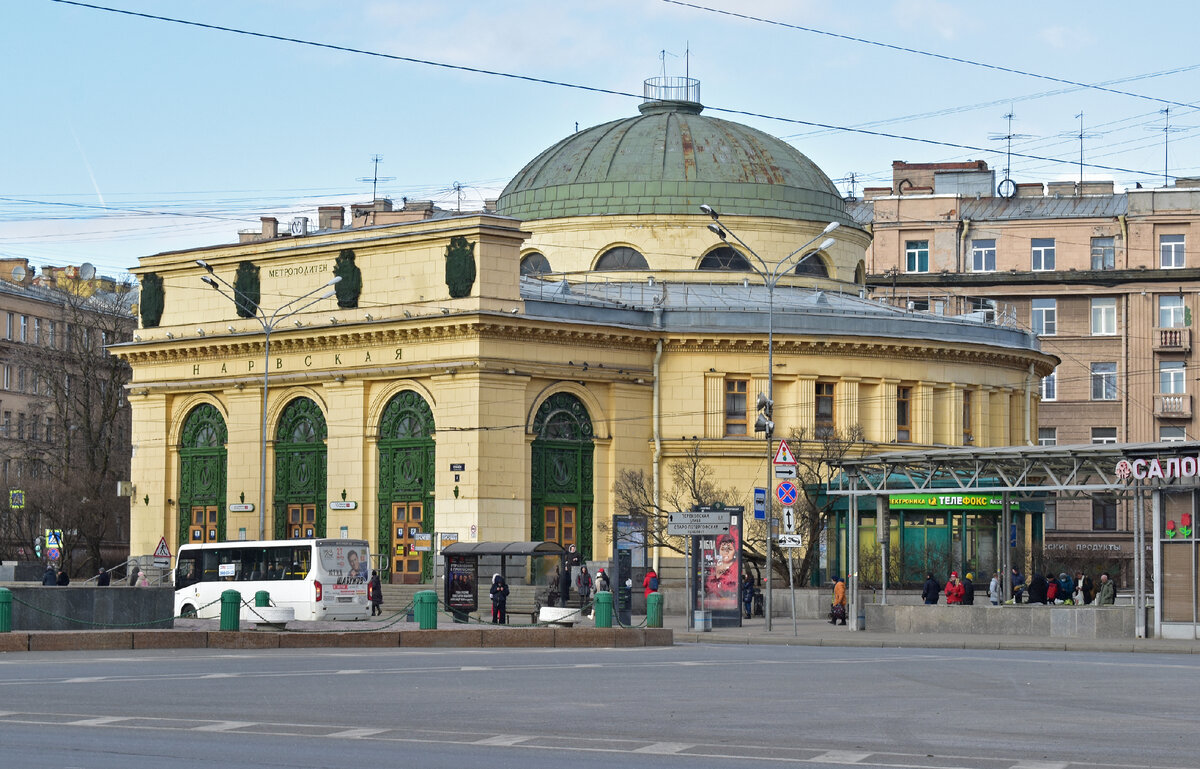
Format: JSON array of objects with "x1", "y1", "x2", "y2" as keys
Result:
[
  {"x1": 691, "y1": 509, "x2": 743, "y2": 628},
  {"x1": 319, "y1": 541, "x2": 369, "y2": 584},
  {"x1": 445, "y1": 554, "x2": 478, "y2": 613}
]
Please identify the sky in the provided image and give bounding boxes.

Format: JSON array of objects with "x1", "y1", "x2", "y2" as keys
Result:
[{"x1": 4, "y1": 0, "x2": 1200, "y2": 278}]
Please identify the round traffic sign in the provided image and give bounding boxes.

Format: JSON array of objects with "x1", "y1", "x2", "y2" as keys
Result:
[{"x1": 776, "y1": 481, "x2": 798, "y2": 506}]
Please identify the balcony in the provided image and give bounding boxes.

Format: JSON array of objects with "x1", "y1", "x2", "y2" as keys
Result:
[
  {"x1": 1154, "y1": 393, "x2": 1192, "y2": 419},
  {"x1": 1154, "y1": 326, "x2": 1191, "y2": 352}
]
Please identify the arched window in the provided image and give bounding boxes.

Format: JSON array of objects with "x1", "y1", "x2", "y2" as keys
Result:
[
  {"x1": 855, "y1": 261, "x2": 866, "y2": 284},
  {"x1": 595, "y1": 246, "x2": 648, "y2": 270},
  {"x1": 698, "y1": 246, "x2": 751, "y2": 272},
  {"x1": 520, "y1": 252, "x2": 552, "y2": 275},
  {"x1": 793, "y1": 252, "x2": 829, "y2": 278}
]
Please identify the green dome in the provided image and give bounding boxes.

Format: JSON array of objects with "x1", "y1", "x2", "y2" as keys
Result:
[{"x1": 497, "y1": 99, "x2": 848, "y2": 224}]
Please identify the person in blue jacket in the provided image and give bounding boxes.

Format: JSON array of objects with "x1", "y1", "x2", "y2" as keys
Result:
[{"x1": 921, "y1": 572, "x2": 940, "y2": 604}]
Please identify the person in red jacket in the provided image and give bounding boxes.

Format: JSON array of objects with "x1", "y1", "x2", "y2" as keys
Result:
[
  {"x1": 643, "y1": 567, "x2": 659, "y2": 598},
  {"x1": 944, "y1": 571, "x2": 965, "y2": 604}
]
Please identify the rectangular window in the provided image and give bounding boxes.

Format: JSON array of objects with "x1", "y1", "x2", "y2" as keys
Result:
[
  {"x1": 896, "y1": 386, "x2": 912, "y2": 442},
  {"x1": 1160, "y1": 360, "x2": 1186, "y2": 394},
  {"x1": 1159, "y1": 295, "x2": 1186, "y2": 328},
  {"x1": 19, "y1": 315, "x2": 27, "y2": 342},
  {"x1": 2, "y1": 365, "x2": 8, "y2": 391},
  {"x1": 962, "y1": 390, "x2": 973, "y2": 444},
  {"x1": 1040, "y1": 368, "x2": 1057, "y2": 401},
  {"x1": 44, "y1": 416, "x2": 53, "y2": 443},
  {"x1": 724, "y1": 378, "x2": 748, "y2": 436},
  {"x1": 16, "y1": 413, "x2": 24, "y2": 441},
  {"x1": 1091, "y1": 362, "x2": 1117, "y2": 400},
  {"x1": 1161, "y1": 425, "x2": 1187, "y2": 442},
  {"x1": 17, "y1": 368, "x2": 25, "y2": 393},
  {"x1": 1038, "y1": 427, "x2": 1057, "y2": 446},
  {"x1": 905, "y1": 240, "x2": 929, "y2": 273},
  {"x1": 1092, "y1": 498, "x2": 1117, "y2": 531},
  {"x1": 1091, "y1": 236, "x2": 1115, "y2": 270},
  {"x1": 1091, "y1": 298, "x2": 1117, "y2": 335},
  {"x1": 1032, "y1": 238, "x2": 1056, "y2": 271},
  {"x1": 1161, "y1": 234, "x2": 1186, "y2": 269},
  {"x1": 815, "y1": 382, "x2": 834, "y2": 438},
  {"x1": 4, "y1": 312, "x2": 10, "y2": 341},
  {"x1": 1092, "y1": 427, "x2": 1118, "y2": 444},
  {"x1": 48, "y1": 321, "x2": 56, "y2": 348},
  {"x1": 1031, "y1": 298, "x2": 1057, "y2": 336},
  {"x1": 1, "y1": 412, "x2": 9, "y2": 437},
  {"x1": 971, "y1": 239, "x2": 996, "y2": 272},
  {"x1": 33, "y1": 318, "x2": 41, "y2": 345}
]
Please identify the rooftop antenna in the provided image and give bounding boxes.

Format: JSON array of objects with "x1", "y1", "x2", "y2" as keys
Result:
[
  {"x1": 356, "y1": 154, "x2": 395, "y2": 200},
  {"x1": 989, "y1": 108, "x2": 1032, "y2": 198},
  {"x1": 843, "y1": 172, "x2": 859, "y2": 200},
  {"x1": 1073, "y1": 112, "x2": 1100, "y2": 191},
  {"x1": 453, "y1": 181, "x2": 463, "y2": 213},
  {"x1": 1150, "y1": 108, "x2": 1189, "y2": 187},
  {"x1": 658, "y1": 48, "x2": 678, "y2": 81}
]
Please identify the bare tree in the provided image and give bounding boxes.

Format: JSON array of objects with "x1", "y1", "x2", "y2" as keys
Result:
[
  {"x1": 2, "y1": 281, "x2": 134, "y2": 574},
  {"x1": 788, "y1": 424, "x2": 867, "y2": 586}
]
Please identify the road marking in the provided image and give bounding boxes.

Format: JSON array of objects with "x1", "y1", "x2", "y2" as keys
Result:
[
  {"x1": 68, "y1": 716, "x2": 126, "y2": 726},
  {"x1": 634, "y1": 742, "x2": 692, "y2": 754},
  {"x1": 811, "y1": 751, "x2": 872, "y2": 763},
  {"x1": 1012, "y1": 762, "x2": 1070, "y2": 769},
  {"x1": 192, "y1": 721, "x2": 254, "y2": 731},
  {"x1": 63, "y1": 677, "x2": 107, "y2": 683},
  {"x1": 201, "y1": 673, "x2": 235, "y2": 678},
  {"x1": 328, "y1": 727, "x2": 389, "y2": 739},
  {"x1": 474, "y1": 734, "x2": 531, "y2": 746}
]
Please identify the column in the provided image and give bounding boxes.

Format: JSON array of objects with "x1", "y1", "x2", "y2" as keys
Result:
[
  {"x1": 836, "y1": 377, "x2": 860, "y2": 436},
  {"x1": 704, "y1": 371, "x2": 725, "y2": 439},
  {"x1": 796, "y1": 375, "x2": 816, "y2": 437}
]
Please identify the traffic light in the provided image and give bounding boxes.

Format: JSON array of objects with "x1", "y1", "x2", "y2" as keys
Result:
[
  {"x1": 754, "y1": 392, "x2": 774, "y2": 436},
  {"x1": 33, "y1": 537, "x2": 42, "y2": 559}
]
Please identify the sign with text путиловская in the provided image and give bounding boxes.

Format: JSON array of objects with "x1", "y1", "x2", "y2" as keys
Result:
[{"x1": 668, "y1": 511, "x2": 730, "y2": 536}]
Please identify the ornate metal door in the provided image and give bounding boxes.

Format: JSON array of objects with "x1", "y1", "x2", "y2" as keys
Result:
[
  {"x1": 273, "y1": 397, "x2": 328, "y2": 539},
  {"x1": 378, "y1": 391, "x2": 435, "y2": 583},
  {"x1": 178, "y1": 404, "x2": 227, "y2": 547},
  {"x1": 531, "y1": 393, "x2": 594, "y2": 560}
]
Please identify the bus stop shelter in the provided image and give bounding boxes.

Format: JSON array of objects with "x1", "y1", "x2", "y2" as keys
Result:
[{"x1": 824, "y1": 441, "x2": 1200, "y2": 638}]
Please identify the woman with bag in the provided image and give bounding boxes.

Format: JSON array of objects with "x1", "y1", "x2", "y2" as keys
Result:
[
  {"x1": 829, "y1": 576, "x2": 847, "y2": 625},
  {"x1": 368, "y1": 570, "x2": 383, "y2": 616},
  {"x1": 490, "y1": 573, "x2": 510, "y2": 624}
]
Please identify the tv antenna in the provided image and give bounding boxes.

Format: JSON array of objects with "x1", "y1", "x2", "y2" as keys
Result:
[
  {"x1": 988, "y1": 109, "x2": 1032, "y2": 196},
  {"x1": 452, "y1": 181, "x2": 464, "y2": 213},
  {"x1": 357, "y1": 154, "x2": 395, "y2": 200},
  {"x1": 842, "y1": 171, "x2": 860, "y2": 200},
  {"x1": 1148, "y1": 108, "x2": 1189, "y2": 187},
  {"x1": 1057, "y1": 112, "x2": 1100, "y2": 192}
]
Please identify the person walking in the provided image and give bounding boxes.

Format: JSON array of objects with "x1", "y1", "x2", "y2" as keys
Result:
[
  {"x1": 56, "y1": 568, "x2": 71, "y2": 586},
  {"x1": 643, "y1": 567, "x2": 659, "y2": 598},
  {"x1": 489, "y1": 573, "x2": 509, "y2": 624},
  {"x1": 1028, "y1": 572, "x2": 1048, "y2": 604},
  {"x1": 1095, "y1": 572, "x2": 1116, "y2": 605},
  {"x1": 368, "y1": 570, "x2": 383, "y2": 616},
  {"x1": 41, "y1": 565, "x2": 57, "y2": 586},
  {"x1": 988, "y1": 571, "x2": 1002, "y2": 605},
  {"x1": 96, "y1": 567, "x2": 111, "y2": 587},
  {"x1": 595, "y1": 568, "x2": 610, "y2": 593},
  {"x1": 830, "y1": 576, "x2": 847, "y2": 625},
  {"x1": 944, "y1": 571, "x2": 965, "y2": 604},
  {"x1": 559, "y1": 562, "x2": 572, "y2": 608},
  {"x1": 741, "y1": 573, "x2": 756, "y2": 619},
  {"x1": 921, "y1": 572, "x2": 941, "y2": 604},
  {"x1": 576, "y1": 565, "x2": 593, "y2": 609},
  {"x1": 962, "y1": 572, "x2": 976, "y2": 605},
  {"x1": 1010, "y1": 567, "x2": 1025, "y2": 604}
]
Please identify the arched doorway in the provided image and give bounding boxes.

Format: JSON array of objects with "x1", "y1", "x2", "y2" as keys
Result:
[
  {"x1": 177, "y1": 403, "x2": 227, "y2": 547},
  {"x1": 273, "y1": 397, "x2": 328, "y2": 539},
  {"x1": 531, "y1": 392, "x2": 594, "y2": 560},
  {"x1": 378, "y1": 390, "x2": 436, "y2": 583}
]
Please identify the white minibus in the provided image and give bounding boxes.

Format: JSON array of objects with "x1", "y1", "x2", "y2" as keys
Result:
[{"x1": 173, "y1": 539, "x2": 370, "y2": 621}]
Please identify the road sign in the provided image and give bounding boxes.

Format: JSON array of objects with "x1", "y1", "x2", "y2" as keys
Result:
[
  {"x1": 45, "y1": 529, "x2": 62, "y2": 548},
  {"x1": 411, "y1": 533, "x2": 433, "y2": 552},
  {"x1": 777, "y1": 534, "x2": 804, "y2": 548},
  {"x1": 774, "y1": 464, "x2": 797, "y2": 479},
  {"x1": 670, "y1": 511, "x2": 730, "y2": 525},
  {"x1": 775, "y1": 481, "x2": 798, "y2": 506},
  {"x1": 783, "y1": 507, "x2": 795, "y2": 533},
  {"x1": 773, "y1": 439, "x2": 797, "y2": 466},
  {"x1": 668, "y1": 511, "x2": 730, "y2": 536},
  {"x1": 753, "y1": 488, "x2": 766, "y2": 520},
  {"x1": 153, "y1": 537, "x2": 172, "y2": 567},
  {"x1": 438, "y1": 532, "x2": 459, "y2": 549},
  {"x1": 47, "y1": 548, "x2": 61, "y2": 562},
  {"x1": 9, "y1": 489, "x2": 24, "y2": 509}
]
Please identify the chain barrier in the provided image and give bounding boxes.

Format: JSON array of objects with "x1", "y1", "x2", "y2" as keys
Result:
[{"x1": 9, "y1": 593, "x2": 222, "y2": 628}]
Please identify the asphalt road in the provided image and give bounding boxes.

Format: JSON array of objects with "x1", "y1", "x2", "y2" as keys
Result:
[{"x1": 2, "y1": 643, "x2": 1198, "y2": 769}]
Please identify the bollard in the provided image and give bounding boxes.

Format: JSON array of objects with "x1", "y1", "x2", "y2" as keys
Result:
[
  {"x1": 0, "y1": 588, "x2": 10, "y2": 633},
  {"x1": 646, "y1": 591, "x2": 663, "y2": 628},
  {"x1": 593, "y1": 590, "x2": 613, "y2": 628},
  {"x1": 220, "y1": 589, "x2": 242, "y2": 631},
  {"x1": 413, "y1": 590, "x2": 438, "y2": 630},
  {"x1": 255, "y1": 590, "x2": 271, "y2": 608}
]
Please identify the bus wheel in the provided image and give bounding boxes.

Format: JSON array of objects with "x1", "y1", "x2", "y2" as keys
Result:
[{"x1": 180, "y1": 604, "x2": 197, "y2": 618}]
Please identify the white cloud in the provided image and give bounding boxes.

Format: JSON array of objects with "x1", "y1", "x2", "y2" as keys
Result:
[{"x1": 889, "y1": 0, "x2": 965, "y2": 39}]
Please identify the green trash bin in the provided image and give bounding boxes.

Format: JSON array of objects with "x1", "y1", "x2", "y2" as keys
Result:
[
  {"x1": 0, "y1": 588, "x2": 11, "y2": 633},
  {"x1": 414, "y1": 590, "x2": 438, "y2": 630},
  {"x1": 254, "y1": 590, "x2": 271, "y2": 608},
  {"x1": 646, "y1": 591, "x2": 663, "y2": 628},
  {"x1": 220, "y1": 589, "x2": 241, "y2": 631},
  {"x1": 593, "y1": 591, "x2": 613, "y2": 628}
]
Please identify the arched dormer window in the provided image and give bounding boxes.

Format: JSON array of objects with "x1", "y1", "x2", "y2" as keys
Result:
[
  {"x1": 793, "y1": 252, "x2": 829, "y2": 278},
  {"x1": 595, "y1": 246, "x2": 648, "y2": 270},
  {"x1": 855, "y1": 261, "x2": 866, "y2": 284},
  {"x1": 520, "y1": 252, "x2": 552, "y2": 276},
  {"x1": 698, "y1": 246, "x2": 751, "y2": 272}
]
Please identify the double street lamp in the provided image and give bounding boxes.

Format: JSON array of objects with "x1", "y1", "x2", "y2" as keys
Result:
[
  {"x1": 196, "y1": 260, "x2": 340, "y2": 540},
  {"x1": 700, "y1": 205, "x2": 838, "y2": 631}
]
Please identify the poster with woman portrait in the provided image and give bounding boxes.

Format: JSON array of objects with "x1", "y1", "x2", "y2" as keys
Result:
[{"x1": 690, "y1": 507, "x2": 743, "y2": 627}]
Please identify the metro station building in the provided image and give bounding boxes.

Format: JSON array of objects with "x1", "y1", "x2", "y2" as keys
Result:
[{"x1": 116, "y1": 80, "x2": 1055, "y2": 582}]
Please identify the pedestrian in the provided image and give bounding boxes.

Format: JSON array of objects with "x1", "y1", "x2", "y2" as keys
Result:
[
  {"x1": 945, "y1": 571, "x2": 965, "y2": 604},
  {"x1": 1046, "y1": 575, "x2": 1058, "y2": 603},
  {"x1": 988, "y1": 571, "x2": 1002, "y2": 605},
  {"x1": 128, "y1": 565, "x2": 142, "y2": 587},
  {"x1": 643, "y1": 566, "x2": 659, "y2": 598},
  {"x1": 1028, "y1": 572, "x2": 1048, "y2": 604},
  {"x1": 56, "y1": 568, "x2": 71, "y2": 586},
  {"x1": 489, "y1": 573, "x2": 509, "y2": 624},
  {"x1": 576, "y1": 565, "x2": 593, "y2": 607},
  {"x1": 1010, "y1": 567, "x2": 1025, "y2": 604},
  {"x1": 921, "y1": 572, "x2": 940, "y2": 604},
  {"x1": 368, "y1": 570, "x2": 383, "y2": 616},
  {"x1": 41, "y1": 565, "x2": 56, "y2": 586},
  {"x1": 829, "y1": 576, "x2": 847, "y2": 625},
  {"x1": 1078, "y1": 571, "x2": 1094, "y2": 604},
  {"x1": 559, "y1": 562, "x2": 572, "y2": 607},
  {"x1": 741, "y1": 573, "x2": 755, "y2": 619},
  {"x1": 962, "y1": 572, "x2": 976, "y2": 605},
  {"x1": 595, "y1": 567, "x2": 611, "y2": 593},
  {"x1": 1056, "y1": 573, "x2": 1075, "y2": 604},
  {"x1": 1095, "y1": 572, "x2": 1116, "y2": 605},
  {"x1": 96, "y1": 566, "x2": 111, "y2": 587},
  {"x1": 136, "y1": 570, "x2": 149, "y2": 587}
]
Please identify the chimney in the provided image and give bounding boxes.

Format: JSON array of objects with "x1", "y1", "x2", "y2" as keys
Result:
[
  {"x1": 261, "y1": 217, "x2": 279, "y2": 239},
  {"x1": 318, "y1": 206, "x2": 345, "y2": 230}
]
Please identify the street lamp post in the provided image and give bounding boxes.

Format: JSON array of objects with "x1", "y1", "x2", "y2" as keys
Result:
[
  {"x1": 700, "y1": 205, "x2": 838, "y2": 632},
  {"x1": 197, "y1": 260, "x2": 340, "y2": 540}
]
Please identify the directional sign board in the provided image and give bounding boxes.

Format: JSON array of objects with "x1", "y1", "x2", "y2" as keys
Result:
[
  {"x1": 783, "y1": 507, "x2": 795, "y2": 533},
  {"x1": 774, "y1": 464, "x2": 797, "y2": 479},
  {"x1": 668, "y1": 511, "x2": 731, "y2": 536},
  {"x1": 777, "y1": 534, "x2": 804, "y2": 548}
]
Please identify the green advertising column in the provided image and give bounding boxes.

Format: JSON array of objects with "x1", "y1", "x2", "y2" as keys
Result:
[
  {"x1": 646, "y1": 592, "x2": 663, "y2": 628},
  {"x1": 593, "y1": 591, "x2": 613, "y2": 628},
  {"x1": 220, "y1": 590, "x2": 241, "y2": 631}
]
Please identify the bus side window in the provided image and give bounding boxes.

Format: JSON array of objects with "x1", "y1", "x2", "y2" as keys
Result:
[{"x1": 176, "y1": 556, "x2": 200, "y2": 589}]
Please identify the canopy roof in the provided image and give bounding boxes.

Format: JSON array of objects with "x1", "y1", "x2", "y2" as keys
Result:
[{"x1": 441, "y1": 541, "x2": 566, "y2": 557}]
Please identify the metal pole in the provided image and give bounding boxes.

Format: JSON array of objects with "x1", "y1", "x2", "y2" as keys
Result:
[
  {"x1": 788, "y1": 546, "x2": 796, "y2": 635},
  {"x1": 877, "y1": 495, "x2": 888, "y2": 605},
  {"x1": 260, "y1": 326, "x2": 270, "y2": 540},
  {"x1": 765, "y1": 277, "x2": 774, "y2": 632}
]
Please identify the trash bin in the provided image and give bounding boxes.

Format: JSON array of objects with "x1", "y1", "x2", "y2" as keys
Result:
[
  {"x1": 646, "y1": 592, "x2": 663, "y2": 628},
  {"x1": 414, "y1": 590, "x2": 438, "y2": 630},
  {"x1": 693, "y1": 610, "x2": 711, "y2": 632},
  {"x1": 254, "y1": 590, "x2": 271, "y2": 608},
  {"x1": 220, "y1": 589, "x2": 241, "y2": 631},
  {"x1": 593, "y1": 591, "x2": 613, "y2": 628}
]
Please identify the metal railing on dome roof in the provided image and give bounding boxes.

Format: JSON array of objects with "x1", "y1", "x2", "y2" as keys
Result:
[{"x1": 643, "y1": 76, "x2": 700, "y2": 104}]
